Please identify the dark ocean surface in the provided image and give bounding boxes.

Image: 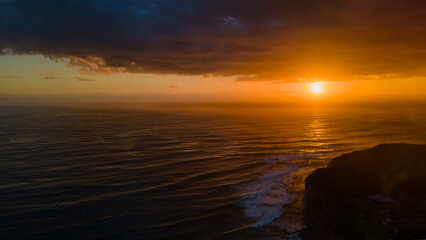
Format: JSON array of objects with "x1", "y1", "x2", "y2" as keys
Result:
[{"x1": 0, "y1": 103, "x2": 425, "y2": 239}]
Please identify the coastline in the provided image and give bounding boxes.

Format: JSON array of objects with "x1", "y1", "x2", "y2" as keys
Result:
[{"x1": 302, "y1": 143, "x2": 426, "y2": 239}]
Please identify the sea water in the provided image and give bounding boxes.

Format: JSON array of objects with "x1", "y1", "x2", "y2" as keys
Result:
[{"x1": 0, "y1": 103, "x2": 425, "y2": 239}]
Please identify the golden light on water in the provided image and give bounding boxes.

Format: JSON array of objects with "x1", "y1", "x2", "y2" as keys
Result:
[{"x1": 310, "y1": 82, "x2": 324, "y2": 94}]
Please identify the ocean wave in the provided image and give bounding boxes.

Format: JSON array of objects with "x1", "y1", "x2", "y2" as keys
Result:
[
  {"x1": 236, "y1": 151, "x2": 340, "y2": 228},
  {"x1": 263, "y1": 151, "x2": 341, "y2": 164},
  {"x1": 236, "y1": 164, "x2": 299, "y2": 228}
]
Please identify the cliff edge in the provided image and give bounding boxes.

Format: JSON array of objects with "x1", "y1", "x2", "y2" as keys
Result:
[{"x1": 303, "y1": 143, "x2": 426, "y2": 240}]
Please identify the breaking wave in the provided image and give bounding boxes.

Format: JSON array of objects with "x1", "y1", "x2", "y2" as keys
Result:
[{"x1": 236, "y1": 152, "x2": 337, "y2": 228}]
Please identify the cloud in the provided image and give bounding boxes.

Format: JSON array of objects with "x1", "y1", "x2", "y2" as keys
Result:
[
  {"x1": 235, "y1": 75, "x2": 258, "y2": 81},
  {"x1": 168, "y1": 85, "x2": 179, "y2": 89},
  {"x1": 1, "y1": 0, "x2": 426, "y2": 82},
  {"x1": 41, "y1": 73, "x2": 62, "y2": 80},
  {"x1": 0, "y1": 75, "x2": 20, "y2": 79},
  {"x1": 76, "y1": 77, "x2": 96, "y2": 82}
]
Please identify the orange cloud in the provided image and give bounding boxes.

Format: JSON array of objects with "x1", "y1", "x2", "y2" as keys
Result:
[{"x1": 1, "y1": 0, "x2": 426, "y2": 82}]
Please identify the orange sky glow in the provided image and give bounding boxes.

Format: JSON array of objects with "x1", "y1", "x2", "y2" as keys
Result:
[{"x1": 0, "y1": 1, "x2": 425, "y2": 104}]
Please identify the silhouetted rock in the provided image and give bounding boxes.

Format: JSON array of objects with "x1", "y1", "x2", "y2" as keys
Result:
[{"x1": 303, "y1": 143, "x2": 426, "y2": 240}]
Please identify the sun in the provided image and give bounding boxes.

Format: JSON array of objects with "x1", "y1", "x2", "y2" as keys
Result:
[{"x1": 310, "y1": 82, "x2": 324, "y2": 94}]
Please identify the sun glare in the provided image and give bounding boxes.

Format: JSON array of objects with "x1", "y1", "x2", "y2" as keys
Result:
[{"x1": 310, "y1": 82, "x2": 324, "y2": 94}]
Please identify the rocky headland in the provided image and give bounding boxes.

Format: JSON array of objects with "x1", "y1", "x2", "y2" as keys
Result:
[{"x1": 303, "y1": 143, "x2": 426, "y2": 239}]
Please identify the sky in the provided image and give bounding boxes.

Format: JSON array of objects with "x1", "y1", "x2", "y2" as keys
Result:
[{"x1": 1, "y1": 0, "x2": 425, "y2": 102}]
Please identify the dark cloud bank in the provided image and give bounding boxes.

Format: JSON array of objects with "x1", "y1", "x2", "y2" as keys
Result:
[{"x1": 1, "y1": 0, "x2": 426, "y2": 82}]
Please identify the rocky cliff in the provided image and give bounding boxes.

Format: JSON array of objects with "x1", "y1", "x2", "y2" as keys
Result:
[{"x1": 303, "y1": 143, "x2": 426, "y2": 240}]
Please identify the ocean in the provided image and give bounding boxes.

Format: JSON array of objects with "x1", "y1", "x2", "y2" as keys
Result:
[{"x1": 0, "y1": 102, "x2": 425, "y2": 239}]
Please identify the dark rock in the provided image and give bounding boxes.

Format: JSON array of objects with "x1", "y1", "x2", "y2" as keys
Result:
[{"x1": 303, "y1": 143, "x2": 426, "y2": 240}]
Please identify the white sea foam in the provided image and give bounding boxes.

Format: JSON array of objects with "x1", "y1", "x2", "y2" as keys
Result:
[
  {"x1": 237, "y1": 164, "x2": 299, "y2": 228},
  {"x1": 238, "y1": 152, "x2": 340, "y2": 228}
]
